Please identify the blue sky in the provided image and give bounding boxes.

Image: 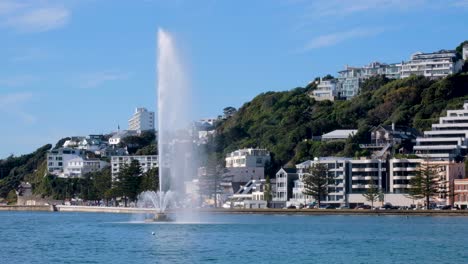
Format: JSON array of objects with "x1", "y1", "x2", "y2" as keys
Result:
[{"x1": 1, "y1": 0, "x2": 468, "y2": 158}]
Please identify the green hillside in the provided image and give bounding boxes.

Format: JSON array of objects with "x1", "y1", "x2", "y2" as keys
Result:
[{"x1": 215, "y1": 72, "x2": 468, "y2": 172}]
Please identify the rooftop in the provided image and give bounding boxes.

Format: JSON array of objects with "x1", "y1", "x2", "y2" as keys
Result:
[{"x1": 321, "y1": 129, "x2": 357, "y2": 139}]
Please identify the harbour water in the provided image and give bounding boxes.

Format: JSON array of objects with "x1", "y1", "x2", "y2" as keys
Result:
[{"x1": 1, "y1": 212, "x2": 467, "y2": 263}]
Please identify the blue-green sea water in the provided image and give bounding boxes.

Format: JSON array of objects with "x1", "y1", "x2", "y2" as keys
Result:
[{"x1": 1, "y1": 212, "x2": 467, "y2": 264}]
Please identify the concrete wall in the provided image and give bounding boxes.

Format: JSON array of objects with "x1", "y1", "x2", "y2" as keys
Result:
[{"x1": 0, "y1": 205, "x2": 53, "y2": 211}]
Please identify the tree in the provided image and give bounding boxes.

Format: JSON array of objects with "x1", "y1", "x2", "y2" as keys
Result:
[
  {"x1": 223, "y1": 106, "x2": 237, "y2": 118},
  {"x1": 139, "y1": 167, "x2": 159, "y2": 192},
  {"x1": 115, "y1": 160, "x2": 142, "y2": 207},
  {"x1": 302, "y1": 163, "x2": 330, "y2": 207},
  {"x1": 408, "y1": 161, "x2": 440, "y2": 208},
  {"x1": 198, "y1": 155, "x2": 225, "y2": 207},
  {"x1": 362, "y1": 181, "x2": 382, "y2": 208},
  {"x1": 264, "y1": 175, "x2": 272, "y2": 204}
]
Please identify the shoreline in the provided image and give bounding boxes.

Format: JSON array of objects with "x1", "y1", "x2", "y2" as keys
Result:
[{"x1": 2, "y1": 205, "x2": 468, "y2": 216}]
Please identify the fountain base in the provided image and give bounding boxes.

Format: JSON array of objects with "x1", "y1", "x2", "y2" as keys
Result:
[{"x1": 144, "y1": 213, "x2": 173, "y2": 222}]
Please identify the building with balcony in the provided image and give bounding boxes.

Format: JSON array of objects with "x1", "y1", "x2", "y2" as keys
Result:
[
  {"x1": 414, "y1": 101, "x2": 468, "y2": 160},
  {"x1": 388, "y1": 158, "x2": 464, "y2": 206},
  {"x1": 111, "y1": 155, "x2": 158, "y2": 180},
  {"x1": 400, "y1": 50, "x2": 463, "y2": 79},
  {"x1": 272, "y1": 168, "x2": 298, "y2": 208},
  {"x1": 290, "y1": 157, "x2": 351, "y2": 207},
  {"x1": 63, "y1": 158, "x2": 109, "y2": 178},
  {"x1": 128, "y1": 107, "x2": 155, "y2": 132},
  {"x1": 311, "y1": 78, "x2": 337, "y2": 101},
  {"x1": 225, "y1": 148, "x2": 270, "y2": 168},
  {"x1": 47, "y1": 148, "x2": 85, "y2": 176},
  {"x1": 346, "y1": 159, "x2": 388, "y2": 206},
  {"x1": 337, "y1": 62, "x2": 401, "y2": 99},
  {"x1": 454, "y1": 178, "x2": 468, "y2": 209}
]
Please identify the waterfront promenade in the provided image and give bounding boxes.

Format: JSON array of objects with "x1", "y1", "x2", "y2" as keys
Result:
[{"x1": 3, "y1": 205, "x2": 468, "y2": 216}]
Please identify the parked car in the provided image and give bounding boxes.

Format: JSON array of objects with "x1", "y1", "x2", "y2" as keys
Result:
[
  {"x1": 355, "y1": 204, "x2": 372, "y2": 210},
  {"x1": 319, "y1": 204, "x2": 334, "y2": 209},
  {"x1": 286, "y1": 205, "x2": 297, "y2": 209},
  {"x1": 337, "y1": 205, "x2": 350, "y2": 210},
  {"x1": 305, "y1": 203, "x2": 316, "y2": 209}
]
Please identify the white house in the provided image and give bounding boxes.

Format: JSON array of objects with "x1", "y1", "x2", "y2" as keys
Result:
[{"x1": 108, "y1": 130, "x2": 137, "y2": 145}]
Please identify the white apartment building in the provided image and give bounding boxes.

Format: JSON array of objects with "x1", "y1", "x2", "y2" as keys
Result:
[
  {"x1": 291, "y1": 157, "x2": 351, "y2": 206},
  {"x1": 463, "y1": 44, "x2": 468, "y2": 61},
  {"x1": 311, "y1": 78, "x2": 337, "y2": 101},
  {"x1": 272, "y1": 168, "x2": 298, "y2": 208},
  {"x1": 337, "y1": 62, "x2": 401, "y2": 99},
  {"x1": 128, "y1": 107, "x2": 155, "y2": 132},
  {"x1": 400, "y1": 50, "x2": 463, "y2": 79},
  {"x1": 47, "y1": 148, "x2": 85, "y2": 176},
  {"x1": 388, "y1": 159, "x2": 464, "y2": 206},
  {"x1": 63, "y1": 157, "x2": 109, "y2": 178},
  {"x1": 414, "y1": 101, "x2": 468, "y2": 160},
  {"x1": 111, "y1": 155, "x2": 158, "y2": 180},
  {"x1": 225, "y1": 148, "x2": 270, "y2": 168},
  {"x1": 347, "y1": 159, "x2": 387, "y2": 206}
]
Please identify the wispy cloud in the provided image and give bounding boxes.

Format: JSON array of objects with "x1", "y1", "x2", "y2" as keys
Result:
[
  {"x1": 0, "y1": 1, "x2": 71, "y2": 33},
  {"x1": 298, "y1": 0, "x2": 427, "y2": 18},
  {"x1": 0, "y1": 74, "x2": 38, "y2": 87},
  {"x1": 453, "y1": 0, "x2": 468, "y2": 7},
  {"x1": 80, "y1": 71, "x2": 131, "y2": 89},
  {"x1": 300, "y1": 27, "x2": 385, "y2": 52},
  {"x1": 0, "y1": 92, "x2": 36, "y2": 124}
]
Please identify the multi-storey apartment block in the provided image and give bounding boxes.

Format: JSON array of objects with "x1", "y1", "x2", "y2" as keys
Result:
[
  {"x1": 400, "y1": 50, "x2": 463, "y2": 79},
  {"x1": 311, "y1": 78, "x2": 337, "y2": 101},
  {"x1": 111, "y1": 155, "x2": 158, "y2": 180},
  {"x1": 290, "y1": 157, "x2": 351, "y2": 207},
  {"x1": 225, "y1": 148, "x2": 270, "y2": 168},
  {"x1": 128, "y1": 107, "x2": 155, "y2": 132},
  {"x1": 414, "y1": 101, "x2": 468, "y2": 160}
]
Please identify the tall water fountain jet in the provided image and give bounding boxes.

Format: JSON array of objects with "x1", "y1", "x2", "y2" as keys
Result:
[{"x1": 137, "y1": 28, "x2": 196, "y2": 222}]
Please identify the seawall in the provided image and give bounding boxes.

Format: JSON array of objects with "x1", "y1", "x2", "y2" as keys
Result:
[{"x1": 0, "y1": 205, "x2": 54, "y2": 212}]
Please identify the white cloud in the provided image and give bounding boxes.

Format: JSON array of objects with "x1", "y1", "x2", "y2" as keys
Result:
[
  {"x1": 0, "y1": 1, "x2": 71, "y2": 33},
  {"x1": 80, "y1": 71, "x2": 131, "y2": 89},
  {"x1": 0, "y1": 0, "x2": 26, "y2": 14},
  {"x1": 4, "y1": 6, "x2": 69, "y2": 32},
  {"x1": 0, "y1": 92, "x2": 36, "y2": 124},
  {"x1": 300, "y1": 28, "x2": 385, "y2": 52}
]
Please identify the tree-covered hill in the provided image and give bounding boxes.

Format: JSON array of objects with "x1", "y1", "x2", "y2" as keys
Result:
[
  {"x1": 0, "y1": 144, "x2": 51, "y2": 199},
  {"x1": 215, "y1": 71, "x2": 468, "y2": 172}
]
